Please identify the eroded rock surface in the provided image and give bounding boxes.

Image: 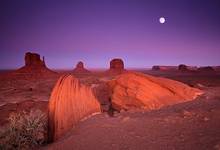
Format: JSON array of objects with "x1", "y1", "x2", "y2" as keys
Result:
[{"x1": 108, "y1": 72, "x2": 202, "y2": 111}]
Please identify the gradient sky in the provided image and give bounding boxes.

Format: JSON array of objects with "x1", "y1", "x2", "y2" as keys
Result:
[{"x1": 1, "y1": 0, "x2": 220, "y2": 69}]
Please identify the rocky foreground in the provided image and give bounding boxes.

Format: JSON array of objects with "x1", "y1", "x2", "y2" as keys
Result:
[{"x1": 45, "y1": 88, "x2": 220, "y2": 150}]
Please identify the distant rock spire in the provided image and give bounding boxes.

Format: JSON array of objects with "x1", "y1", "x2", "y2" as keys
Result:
[{"x1": 43, "y1": 56, "x2": 46, "y2": 66}]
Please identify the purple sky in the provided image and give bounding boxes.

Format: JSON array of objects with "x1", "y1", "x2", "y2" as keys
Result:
[{"x1": 1, "y1": 0, "x2": 220, "y2": 69}]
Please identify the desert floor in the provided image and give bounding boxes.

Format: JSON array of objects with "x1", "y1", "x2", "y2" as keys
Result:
[{"x1": 0, "y1": 69, "x2": 220, "y2": 150}]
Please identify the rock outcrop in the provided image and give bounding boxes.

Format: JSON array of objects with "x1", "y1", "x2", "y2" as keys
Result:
[
  {"x1": 73, "y1": 61, "x2": 91, "y2": 74},
  {"x1": 48, "y1": 75, "x2": 101, "y2": 141},
  {"x1": 106, "y1": 58, "x2": 126, "y2": 75},
  {"x1": 15, "y1": 52, "x2": 55, "y2": 76},
  {"x1": 108, "y1": 72, "x2": 202, "y2": 111}
]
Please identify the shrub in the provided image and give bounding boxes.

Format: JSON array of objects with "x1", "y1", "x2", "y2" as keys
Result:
[{"x1": 0, "y1": 109, "x2": 47, "y2": 150}]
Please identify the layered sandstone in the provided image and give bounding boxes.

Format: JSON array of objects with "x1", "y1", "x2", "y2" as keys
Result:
[{"x1": 48, "y1": 75, "x2": 100, "y2": 141}]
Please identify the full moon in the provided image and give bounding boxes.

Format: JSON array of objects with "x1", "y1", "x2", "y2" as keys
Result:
[{"x1": 159, "y1": 17, "x2": 165, "y2": 24}]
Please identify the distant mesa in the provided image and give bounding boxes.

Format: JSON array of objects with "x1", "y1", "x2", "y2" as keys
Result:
[
  {"x1": 152, "y1": 65, "x2": 162, "y2": 71},
  {"x1": 73, "y1": 61, "x2": 91, "y2": 74},
  {"x1": 108, "y1": 72, "x2": 202, "y2": 111},
  {"x1": 152, "y1": 65, "x2": 177, "y2": 71},
  {"x1": 106, "y1": 58, "x2": 126, "y2": 75},
  {"x1": 178, "y1": 64, "x2": 198, "y2": 72},
  {"x1": 48, "y1": 75, "x2": 101, "y2": 141},
  {"x1": 198, "y1": 66, "x2": 215, "y2": 72},
  {"x1": 152, "y1": 65, "x2": 198, "y2": 72},
  {"x1": 178, "y1": 64, "x2": 188, "y2": 71},
  {"x1": 15, "y1": 52, "x2": 56, "y2": 76}
]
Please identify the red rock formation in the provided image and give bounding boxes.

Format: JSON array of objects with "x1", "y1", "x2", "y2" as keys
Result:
[
  {"x1": 108, "y1": 72, "x2": 202, "y2": 111},
  {"x1": 25, "y1": 52, "x2": 45, "y2": 67},
  {"x1": 106, "y1": 58, "x2": 126, "y2": 75},
  {"x1": 110, "y1": 59, "x2": 124, "y2": 70},
  {"x1": 48, "y1": 75, "x2": 101, "y2": 141},
  {"x1": 73, "y1": 61, "x2": 91, "y2": 74},
  {"x1": 15, "y1": 52, "x2": 55, "y2": 76}
]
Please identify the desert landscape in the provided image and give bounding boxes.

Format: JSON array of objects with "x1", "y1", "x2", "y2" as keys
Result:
[
  {"x1": 1, "y1": 0, "x2": 220, "y2": 149},
  {"x1": 0, "y1": 52, "x2": 220, "y2": 150}
]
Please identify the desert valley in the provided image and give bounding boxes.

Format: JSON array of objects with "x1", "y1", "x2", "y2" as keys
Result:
[{"x1": 0, "y1": 52, "x2": 220, "y2": 150}]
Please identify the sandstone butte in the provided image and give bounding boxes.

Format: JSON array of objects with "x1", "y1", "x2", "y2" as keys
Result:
[
  {"x1": 15, "y1": 52, "x2": 55, "y2": 76},
  {"x1": 48, "y1": 75, "x2": 101, "y2": 142},
  {"x1": 72, "y1": 61, "x2": 91, "y2": 74},
  {"x1": 108, "y1": 72, "x2": 203, "y2": 111},
  {"x1": 106, "y1": 58, "x2": 127, "y2": 75}
]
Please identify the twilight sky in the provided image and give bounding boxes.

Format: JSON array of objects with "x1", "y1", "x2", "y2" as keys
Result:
[{"x1": 1, "y1": 0, "x2": 220, "y2": 69}]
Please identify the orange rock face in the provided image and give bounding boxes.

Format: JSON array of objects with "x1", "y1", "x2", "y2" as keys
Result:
[
  {"x1": 48, "y1": 75, "x2": 100, "y2": 141},
  {"x1": 108, "y1": 72, "x2": 203, "y2": 111}
]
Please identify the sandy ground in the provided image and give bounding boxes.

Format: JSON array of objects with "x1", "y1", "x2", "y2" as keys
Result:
[
  {"x1": 0, "y1": 69, "x2": 220, "y2": 150},
  {"x1": 0, "y1": 72, "x2": 60, "y2": 106}
]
